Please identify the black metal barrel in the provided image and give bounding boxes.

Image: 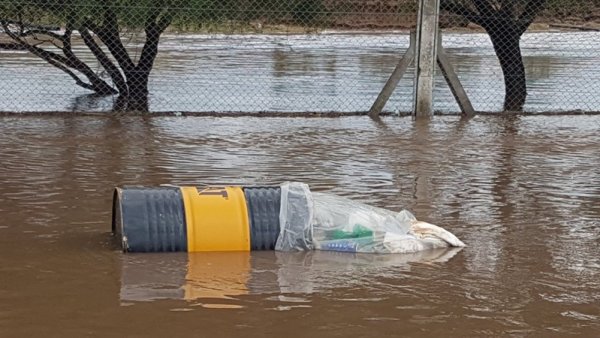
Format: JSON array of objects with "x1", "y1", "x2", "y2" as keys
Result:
[
  {"x1": 112, "y1": 186, "x2": 282, "y2": 253},
  {"x1": 112, "y1": 187, "x2": 188, "y2": 252},
  {"x1": 244, "y1": 187, "x2": 281, "y2": 250}
]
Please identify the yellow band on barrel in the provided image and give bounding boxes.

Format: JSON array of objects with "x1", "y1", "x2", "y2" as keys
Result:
[{"x1": 181, "y1": 186, "x2": 250, "y2": 252}]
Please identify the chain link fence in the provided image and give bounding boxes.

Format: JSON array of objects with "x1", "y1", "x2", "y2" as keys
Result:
[{"x1": 1, "y1": 1, "x2": 599, "y2": 114}]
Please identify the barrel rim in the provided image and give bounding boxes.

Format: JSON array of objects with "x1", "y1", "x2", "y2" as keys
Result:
[
  {"x1": 111, "y1": 187, "x2": 128, "y2": 251},
  {"x1": 111, "y1": 187, "x2": 121, "y2": 235}
]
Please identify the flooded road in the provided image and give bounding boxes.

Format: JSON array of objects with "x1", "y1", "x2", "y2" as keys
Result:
[
  {"x1": 1, "y1": 115, "x2": 599, "y2": 336},
  {"x1": 1, "y1": 31, "x2": 600, "y2": 113}
]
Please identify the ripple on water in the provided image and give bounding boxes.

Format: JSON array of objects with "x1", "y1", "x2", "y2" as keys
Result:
[{"x1": 0, "y1": 115, "x2": 599, "y2": 336}]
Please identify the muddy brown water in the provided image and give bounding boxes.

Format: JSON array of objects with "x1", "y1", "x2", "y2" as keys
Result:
[{"x1": 1, "y1": 115, "x2": 599, "y2": 337}]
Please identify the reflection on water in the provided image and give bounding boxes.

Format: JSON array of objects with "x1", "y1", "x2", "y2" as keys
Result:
[
  {"x1": 1, "y1": 32, "x2": 599, "y2": 113},
  {"x1": 121, "y1": 253, "x2": 250, "y2": 302},
  {"x1": 120, "y1": 249, "x2": 462, "y2": 303},
  {"x1": 0, "y1": 115, "x2": 599, "y2": 336}
]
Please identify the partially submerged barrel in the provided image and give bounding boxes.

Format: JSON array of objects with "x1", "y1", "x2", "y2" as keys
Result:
[{"x1": 112, "y1": 186, "x2": 281, "y2": 252}]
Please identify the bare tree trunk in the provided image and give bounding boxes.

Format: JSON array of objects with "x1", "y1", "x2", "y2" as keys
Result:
[
  {"x1": 488, "y1": 27, "x2": 527, "y2": 111},
  {"x1": 112, "y1": 12, "x2": 170, "y2": 113},
  {"x1": 440, "y1": 0, "x2": 547, "y2": 113},
  {"x1": 116, "y1": 73, "x2": 150, "y2": 112}
]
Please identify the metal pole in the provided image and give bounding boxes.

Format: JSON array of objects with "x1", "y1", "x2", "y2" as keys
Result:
[
  {"x1": 436, "y1": 33, "x2": 475, "y2": 116},
  {"x1": 413, "y1": 0, "x2": 440, "y2": 118},
  {"x1": 368, "y1": 32, "x2": 416, "y2": 118}
]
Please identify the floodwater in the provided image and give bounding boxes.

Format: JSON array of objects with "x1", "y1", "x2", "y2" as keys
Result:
[
  {"x1": 1, "y1": 31, "x2": 600, "y2": 113},
  {"x1": 1, "y1": 115, "x2": 599, "y2": 337}
]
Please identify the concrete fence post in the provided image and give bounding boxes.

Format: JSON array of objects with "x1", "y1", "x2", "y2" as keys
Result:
[{"x1": 413, "y1": 0, "x2": 441, "y2": 118}]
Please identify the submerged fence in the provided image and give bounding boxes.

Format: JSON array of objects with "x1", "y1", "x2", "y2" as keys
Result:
[{"x1": 1, "y1": 1, "x2": 599, "y2": 114}]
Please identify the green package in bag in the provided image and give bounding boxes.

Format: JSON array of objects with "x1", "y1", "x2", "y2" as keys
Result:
[{"x1": 330, "y1": 224, "x2": 373, "y2": 240}]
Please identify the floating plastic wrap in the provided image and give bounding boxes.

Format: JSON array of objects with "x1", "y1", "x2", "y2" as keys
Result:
[
  {"x1": 275, "y1": 182, "x2": 314, "y2": 251},
  {"x1": 276, "y1": 182, "x2": 465, "y2": 254}
]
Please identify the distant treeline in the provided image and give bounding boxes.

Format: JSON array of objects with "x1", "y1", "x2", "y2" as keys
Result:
[
  {"x1": 1, "y1": 0, "x2": 599, "y2": 32},
  {"x1": 160, "y1": 0, "x2": 600, "y2": 30}
]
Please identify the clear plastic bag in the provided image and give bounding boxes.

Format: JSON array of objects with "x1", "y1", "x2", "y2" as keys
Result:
[
  {"x1": 275, "y1": 182, "x2": 314, "y2": 251},
  {"x1": 311, "y1": 192, "x2": 427, "y2": 253},
  {"x1": 276, "y1": 182, "x2": 465, "y2": 253}
]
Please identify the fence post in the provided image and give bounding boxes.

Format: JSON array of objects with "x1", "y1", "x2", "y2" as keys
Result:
[
  {"x1": 413, "y1": 0, "x2": 440, "y2": 118},
  {"x1": 436, "y1": 31, "x2": 475, "y2": 116},
  {"x1": 368, "y1": 32, "x2": 416, "y2": 118}
]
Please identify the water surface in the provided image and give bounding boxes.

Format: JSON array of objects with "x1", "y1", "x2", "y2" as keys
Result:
[{"x1": 0, "y1": 115, "x2": 599, "y2": 336}]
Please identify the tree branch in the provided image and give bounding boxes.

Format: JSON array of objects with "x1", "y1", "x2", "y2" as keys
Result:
[
  {"x1": 157, "y1": 9, "x2": 174, "y2": 34},
  {"x1": 440, "y1": 1, "x2": 485, "y2": 26},
  {"x1": 60, "y1": 25, "x2": 110, "y2": 90},
  {"x1": 0, "y1": 19, "x2": 60, "y2": 31},
  {"x1": 0, "y1": 42, "x2": 27, "y2": 50},
  {"x1": 21, "y1": 30, "x2": 64, "y2": 50},
  {"x1": 80, "y1": 24, "x2": 128, "y2": 94},
  {"x1": 2, "y1": 20, "x2": 117, "y2": 94},
  {"x1": 473, "y1": 0, "x2": 497, "y2": 18},
  {"x1": 137, "y1": 7, "x2": 173, "y2": 73},
  {"x1": 1, "y1": 22, "x2": 96, "y2": 91},
  {"x1": 92, "y1": 3, "x2": 136, "y2": 73},
  {"x1": 16, "y1": 29, "x2": 65, "y2": 42},
  {"x1": 145, "y1": 8, "x2": 163, "y2": 30},
  {"x1": 499, "y1": 0, "x2": 517, "y2": 19},
  {"x1": 48, "y1": 60, "x2": 96, "y2": 91},
  {"x1": 3, "y1": 22, "x2": 68, "y2": 65},
  {"x1": 518, "y1": 0, "x2": 546, "y2": 35}
]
